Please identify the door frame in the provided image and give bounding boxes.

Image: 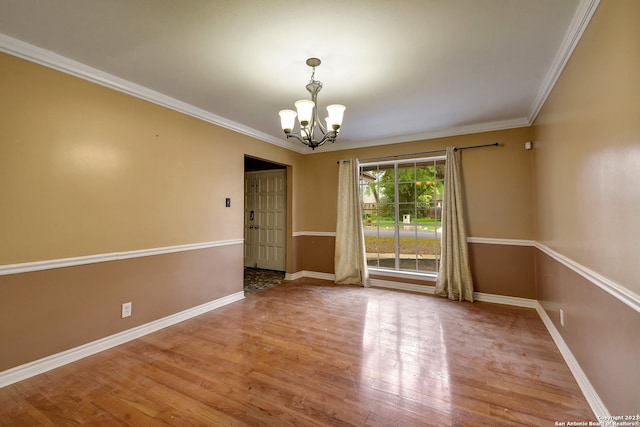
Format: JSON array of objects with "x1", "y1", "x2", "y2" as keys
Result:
[{"x1": 243, "y1": 156, "x2": 288, "y2": 272}]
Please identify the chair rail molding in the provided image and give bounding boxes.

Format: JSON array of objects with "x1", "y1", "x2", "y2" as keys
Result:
[{"x1": 0, "y1": 239, "x2": 244, "y2": 276}]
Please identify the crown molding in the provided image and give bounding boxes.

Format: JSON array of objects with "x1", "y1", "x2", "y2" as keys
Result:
[
  {"x1": 320, "y1": 0, "x2": 601, "y2": 153},
  {"x1": 0, "y1": 34, "x2": 291, "y2": 150},
  {"x1": 0, "y1": 0, "x2": 599, "y2": 155},
  {"x1": 318, "y1": 117, "x2": 530, "y2": 153},
  {"x1": 527, "y1": 0, "x2": 600, "y2": 124}
]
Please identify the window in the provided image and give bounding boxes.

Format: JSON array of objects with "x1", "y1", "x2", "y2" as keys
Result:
[{"x1": 360, "y1": 156, "x2": 445, "y2": 275}]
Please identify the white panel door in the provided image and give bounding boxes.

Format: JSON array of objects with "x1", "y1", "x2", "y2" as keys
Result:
[{"x1": 244, "y1": 170, "x2": 286, "y2": 270}]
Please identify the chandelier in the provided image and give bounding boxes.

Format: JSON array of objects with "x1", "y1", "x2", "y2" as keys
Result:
[{"x1": 278, "y1": 58, "x2": 346, "y2": 150}]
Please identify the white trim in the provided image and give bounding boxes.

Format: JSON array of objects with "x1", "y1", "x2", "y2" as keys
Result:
[
  {"x1": 534, "y1": 302, "x2": 609, "y2": 418},
  {"x1": 315, "y1": 0, "x2": 600, "y2": 153},
  {"x1": 292, "y1": 231, "x2": 337, "y2": 237},
  {"x1": 288, "y1": 237, "x2": 640, "y2": 314},
  {"x1": 535, "y1": 243, "x2": 640, "y2": 314},
  {"x1": 0, "y1": 32, "x2": 526, "y2": 156},
  {"x1": 0, "y1": 239, "x2": 244, "y2": 276},
  {"x1": 316, "y1": 118, "x2": 530, "y2": 153},
  {"x1": 371, "y1": 278, "x2": 538, "y2": 308},
  {"x1": 292, "y1": 234, "x2": 535, "y2": 245},
  {"x1": 360, "y1": 154, "x2": 446, "y2": 168},
  {"x1": 369, "y1": 268, "x2": 437, "y2": 282},
  {"x1": 0, "y1": 1, "x2": 599, "y2": 155},
  {"x1": 528, "y1": 0, "x2": 600, "y2": 124},
  {"x1": 285, "y1": 271, "x2": 305, "y2": 281},
  {"x1": 370, "y1": 278, "x2": 435, "y2": 294},
  {"x1": 0, "y1": 34, "x2": 294, "y2": 151},
  {"x1": 0, "y1": 291, "x2": 245, "y2": 388},
  {"x1": 474, "y1": 292, "x2": 538, "y2": 308},
  {"x1": 467, "y1": 237, "x2": 535, "y2": 247},
  {"x1": 286, "y1": 271, "x2": 335, "y2": 281}
]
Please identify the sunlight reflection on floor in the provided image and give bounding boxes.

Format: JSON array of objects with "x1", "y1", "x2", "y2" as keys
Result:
[{"x1": 361, "y1": 298, "x2": 452, "y2": 414}]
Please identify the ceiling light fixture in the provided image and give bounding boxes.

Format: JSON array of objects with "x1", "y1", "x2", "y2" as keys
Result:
[{"x1": 278, "y1": 58, "x2": 345, "y2": 150}]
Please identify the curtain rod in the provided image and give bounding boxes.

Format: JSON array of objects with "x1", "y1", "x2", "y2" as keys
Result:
[{"x1": 337, "y1": 142, "x2": 499, "y2": 164}]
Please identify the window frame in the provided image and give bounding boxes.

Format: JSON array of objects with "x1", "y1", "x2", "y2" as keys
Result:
[{"x1": 360, "y1": 155, "x2": 446, "y2": 279}]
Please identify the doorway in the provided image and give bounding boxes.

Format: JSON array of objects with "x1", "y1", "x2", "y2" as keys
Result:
[{"x1": 243, "y1": 157, "x2": 287, "y2": 273}]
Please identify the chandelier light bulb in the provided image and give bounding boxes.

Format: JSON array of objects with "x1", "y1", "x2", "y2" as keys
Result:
[
  {"x1": 279, "y1": 109, "x2": 297, "y2": 134},
  {"x1": 294, "y1": 99, "x2": 315, "y2": 127},
  {"x1": 326, "y1": 104, "x2": 346, "y2": 130}
]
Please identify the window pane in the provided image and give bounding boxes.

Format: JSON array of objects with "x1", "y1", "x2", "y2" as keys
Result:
[
  {"x1": 397, "y1": 182, "x2": 415, "y2": 204},
  {"x1": 397, "y1": 165, "x2": 415, "y2": 182}
]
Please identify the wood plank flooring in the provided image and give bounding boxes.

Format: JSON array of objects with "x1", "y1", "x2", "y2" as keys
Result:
[{"x1": 0, "y1": 278, "x2": 595, "y2": 426}]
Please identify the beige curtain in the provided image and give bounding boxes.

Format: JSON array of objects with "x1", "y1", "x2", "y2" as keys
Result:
[
  {"x1": 335, "y1": 159, "x2": 370, "y2": 286},
  {"x1": 434, "y1": 147, "x2": 474, "y2": 302}
]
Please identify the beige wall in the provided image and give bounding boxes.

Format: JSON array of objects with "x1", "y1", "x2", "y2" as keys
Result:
[
  {"x1": 0, "y1": 245, "x2": 243, "y2": 371},
  {"x1": 3, "y1": 1, "x2": 637, "y2": 413},
  {"x1": 0, "y1": 52, "x2": 305, "y2": 371},
  {"x1": 0, "y1": 53, "x2": 535, "y2": 272},
  {"x1": 296, "y1": 127, "x2": 536, "y2": 298},
  {"x1": 0, "y1": 52, "x2": 305, "y2": 267},
  {"x1": 533, "y1": 0, "x2": 640, "y2": 294},
  {"x1": 532, "y1": 0, "x2": 639, "y2": 414},
  {"x1": 300, "y1": 127, "x2": 535, "y2": 239}
]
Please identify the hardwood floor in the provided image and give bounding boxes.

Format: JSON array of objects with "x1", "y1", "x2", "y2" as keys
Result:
[{"x1": 0, "y1": 278, "x2": 595, "y2": 426}]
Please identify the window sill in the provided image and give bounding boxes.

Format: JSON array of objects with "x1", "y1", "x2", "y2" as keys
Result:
[{"x1": 368, "y1": 268, "x2": 437, "y2": 282}]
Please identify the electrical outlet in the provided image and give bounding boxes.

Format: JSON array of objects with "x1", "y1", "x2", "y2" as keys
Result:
[
  {"x1": 122, "y1": 302, "x2": 132, "y2": 318},
  {"x1": 559, "y1": 308, "x2": 564, "y2": 327}
]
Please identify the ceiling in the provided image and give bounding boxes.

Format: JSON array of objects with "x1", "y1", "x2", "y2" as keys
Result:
[{"x1": 0, "y1": 0, "x2": 597, "y2": 153}]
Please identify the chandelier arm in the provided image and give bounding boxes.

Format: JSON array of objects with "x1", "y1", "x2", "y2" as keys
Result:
[
  {"x1": 285, "y1": 133, "x2": 310, "y2": 145},
  {"x1": 316, "y1": 118, "x2": 328, "y2": 135},
  {"x1": 315, "y1": 131, "x2": 337, "y2": 147},
  {"x1": 286, "y1": 133, "x2": 326, "y2": 150}
]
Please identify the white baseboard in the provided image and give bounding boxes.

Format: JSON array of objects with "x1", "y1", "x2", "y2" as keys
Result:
[
  {"x1": 534, "y1": 302, "x2": 609, "y2": 418},
  {"x1": 5, "y1": 269, "x2": 609, "y2": 420},
  {"x1": 285, "y1": 270, "x2": 335, "y2": 281},
  {"x1": 292, "y1": 231, "x2": 336, "y2": 237},
  {"x1": 0, "y1": 291, "x2": 245, "y2": 388},
  {"x1": 474, "y1": 292, "x2": 538, "y2": 308},
  {"x1": 370, "y1": 278, "x2": 435, "y2": 294},
  {"x1": 370, "y1": 277, "x2": 538, "y2": 308}
]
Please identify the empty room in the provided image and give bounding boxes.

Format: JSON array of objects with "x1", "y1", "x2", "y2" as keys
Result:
[{"x1": 0, "y1": 0, "x2": 638, "y2": 425}]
